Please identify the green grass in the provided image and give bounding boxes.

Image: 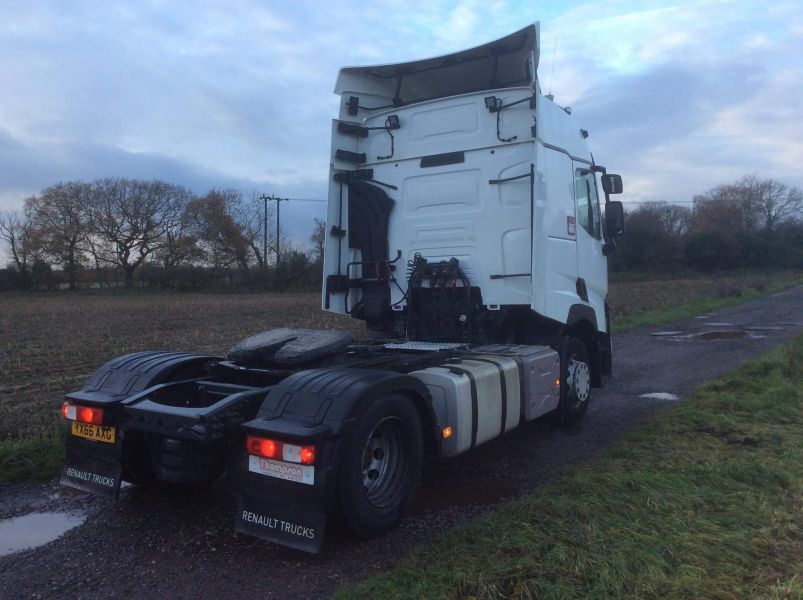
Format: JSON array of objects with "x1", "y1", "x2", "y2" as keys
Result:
[
  {"x1": 0, "y1": 426, "x2": 65, "y2": 484},
  {"x1": 335, "y1": 336, "x2": 803, "y2": 599},
  {"x1": 612, "y1": 275, "x2": 803, "y2": 332}
]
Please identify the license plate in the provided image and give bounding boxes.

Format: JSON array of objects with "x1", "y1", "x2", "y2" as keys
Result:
[
  {"x1": 248, "y1": 455, "x2": 314, "y2": 485},
  {"x1": 71, "y1": 421, "x2": 116, "y2": 444}
]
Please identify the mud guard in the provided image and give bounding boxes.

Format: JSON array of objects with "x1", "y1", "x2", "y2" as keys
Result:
[
  {"x1": 61, "y1": 434, "x2": 123, "y2": 498},
  {"x1": 235, "y1": 494, "x2": 329, "y2": 554},
  {"x1": 233, "y1": 367, "x2": 432, "y2": 554},
  {"x1": 60, "y1": 351, "x2": 220, "y2": 496}
]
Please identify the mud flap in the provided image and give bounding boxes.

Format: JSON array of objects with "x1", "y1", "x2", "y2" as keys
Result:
[
  {"x1": 60, "y1": 434, "x2": 123, "y2": 498},
  {"x1": 234, "y1": 492, "x2": 327, "y2": 554}
]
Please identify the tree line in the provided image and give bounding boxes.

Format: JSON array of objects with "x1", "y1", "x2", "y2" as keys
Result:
[
  {"x1": 1, "y1": 174, "x2": 801, "y2": 292},
  {"x1": 610, "y1": 175, "x2": 802, "y2": 273},
  {"x1": 0, "y1": 178, "x2": 327, "y2": 291}
]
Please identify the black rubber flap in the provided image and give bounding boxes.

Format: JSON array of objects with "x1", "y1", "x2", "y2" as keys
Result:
[
  {"x1": 60, "y1": 434, "x2": 123, "y2": 498},
  {"x1": 227, "y1": 328, "x2": 353, "y2": 365},
  {"x1": 347, "y1": 181, "x2": 394, "y2": 263},
  {"x1": 235, "y1": 493, "x2": 327, "y2": 553}
]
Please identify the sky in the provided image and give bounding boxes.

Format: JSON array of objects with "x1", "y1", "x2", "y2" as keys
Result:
[{"x1": 1, "y1": 0, "x2": 802, "y2": 246}]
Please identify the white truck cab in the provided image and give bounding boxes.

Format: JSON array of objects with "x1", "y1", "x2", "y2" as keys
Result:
[{"x1": 322, "y1": 23, "x2": 624, "y2": 383}]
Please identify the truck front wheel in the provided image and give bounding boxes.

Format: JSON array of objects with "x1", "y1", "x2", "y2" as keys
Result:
[
  {"x1": 559, "y1": 337, "x2": 592, "y2": 424},
  {"x1": 338, "y1": 393, "x2": 423, "y2": 538}
]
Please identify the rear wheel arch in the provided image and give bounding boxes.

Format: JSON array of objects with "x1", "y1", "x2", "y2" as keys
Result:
[
  {"x1": 339, "y1": 376, "x2": 438, "y2": 457},
  {"x1": 395, "y1": 387, "x2": 439, "y2": 457},
  {"x1": 564, "y1": 305, "x2": 602, "y2": 387}
]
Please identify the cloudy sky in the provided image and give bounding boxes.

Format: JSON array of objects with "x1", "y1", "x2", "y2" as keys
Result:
[{"x1": 2, "y1": 0, "x2": 802, "y2": 244}]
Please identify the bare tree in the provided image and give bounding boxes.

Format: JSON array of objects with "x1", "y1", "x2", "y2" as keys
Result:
[
  {"x1": 693, "y1": 175, "x2": 802, "y2": 235},
  {"x1": 0, "y1": 207, "x2": 39, "y2": 286},
  {"x1": 618, "y1": 202, "x2": 690, "y2": 270},
  {"x1": 234, "y1": 192, "x2": 275, "y2": 268},
  {"x1": 737, "y1": 175, "x2": 802, "y2": 232},
  {"x1": 186, "y1": 189, "x2": 251, "y2": 272},
  {"x1": 692, "y1": 188, "x2": 748, "y2": 235},
  {"x1": 152, "y1": 203, "x2": 203, "y2": 287},
  {"x1": 88, "y1": 178, "x2": 190, "y2": 287},
  {"x1": 310, "y1": 217, "x2": 325, "y2": 264},
  {"x1": 26, "y1": 182, "x2": 91, "y2": 290}
]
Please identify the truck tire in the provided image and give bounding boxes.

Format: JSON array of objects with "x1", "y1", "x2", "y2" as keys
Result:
[
  {"x1": 559, "y1": 337, "x2": 592, "y2": 424},
  {"x1": 338, "y1": 393, "x2": 423, "y2": 538}
]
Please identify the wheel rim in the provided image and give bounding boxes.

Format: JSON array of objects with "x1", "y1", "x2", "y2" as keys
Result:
[
  {"x1": 567, "y1": 357, "x2": 591, "y2": 406},
  {"x1": 361, "y1": 417, "x2": 408, "y2": 508}
]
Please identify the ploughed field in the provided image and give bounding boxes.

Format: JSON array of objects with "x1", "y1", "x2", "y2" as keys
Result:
[
  {"x1": 0, "y1": 293, "x2": 363, "y2": 442},
  {"x1": 0, "y1": 272, "x2": 797, "y2": 442}
]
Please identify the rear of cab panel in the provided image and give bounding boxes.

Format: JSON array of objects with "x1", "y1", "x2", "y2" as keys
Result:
[{"x1": 323, "y1": 23, "x2": 603, "y2": 334}]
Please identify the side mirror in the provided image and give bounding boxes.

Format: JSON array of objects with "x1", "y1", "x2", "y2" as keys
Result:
[
  {"x1": 602, "y1": 174, "x2": 623, "y2": 195},
  {"x1": 605, "y1": 201, "x2": 625, "y2": 237}
]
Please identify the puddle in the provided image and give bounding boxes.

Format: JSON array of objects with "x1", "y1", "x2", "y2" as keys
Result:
[
  {"x1": 0, "y1": 511, "x2": 86, "y2": 556},
  {"x1": 695, "y1": 316, "x2": 710, "y2": 320},
  {"x1": 696, "y1": 329, "x2": 747, "y2": 340},
  {"x1": 653, "y1": 327, "x2": 753, "y2": 341},
  {"x1": 639, "y1": 392, "x2": 680, "y2": 401}
]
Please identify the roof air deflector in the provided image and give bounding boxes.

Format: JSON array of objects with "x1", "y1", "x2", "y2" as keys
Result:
[{"x1": 335, "y1": 24, "x2": 539, "y2": 108}]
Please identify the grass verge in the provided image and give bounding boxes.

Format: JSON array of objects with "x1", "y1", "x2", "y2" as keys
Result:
[
  {"x1": 335, "y1": 336, "x2": 803, "y2": 599},
  {"x1": 611, "y1": 275, "x2": 802, "y2": 332},
  {"x1": 0, "y1": 428, "x2": 65, "y2": 485}
]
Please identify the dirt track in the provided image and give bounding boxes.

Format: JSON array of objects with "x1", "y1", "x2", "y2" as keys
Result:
[{"x1": 1, "y1": 286, "x2": 801, "y2": 600}]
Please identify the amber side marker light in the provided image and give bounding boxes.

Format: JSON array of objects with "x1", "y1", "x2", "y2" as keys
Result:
[
  {"x1": 442, "y1": 426, "x2": 453, "y2": 439},
  {"x1": 61, "y1": 401, "x2": 104, "y2": 425},
  {"x1": 246, "y1": 435, "x2": 316, "y2": 465}
]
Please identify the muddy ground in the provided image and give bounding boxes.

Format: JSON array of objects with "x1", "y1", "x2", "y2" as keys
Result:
[{"x1": 0, "y1": 286, "x2": 801, "y2": 599}]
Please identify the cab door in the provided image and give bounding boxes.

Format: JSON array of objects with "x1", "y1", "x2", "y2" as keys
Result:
[{"x1": 573, "y1": 167, "x2": 607, "y2": 331}]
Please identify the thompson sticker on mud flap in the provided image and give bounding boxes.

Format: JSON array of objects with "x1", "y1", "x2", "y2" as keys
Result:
[
  {"x1": 235, "y1": 494, "x2": 327, "y2": 554},
  {"x1": 60, "y1": 434, "x2": 123, "y2": 498}
]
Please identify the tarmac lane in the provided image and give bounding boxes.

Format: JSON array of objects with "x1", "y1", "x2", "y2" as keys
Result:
[{"x1": 0, "y1": 286, "x2": 800, "y2": 599}]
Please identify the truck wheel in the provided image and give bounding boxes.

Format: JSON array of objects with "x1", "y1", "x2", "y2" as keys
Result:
[
  {"x1": 338, "y1": 393, "x2": 423, "y2": 538},
  {"x1": 559, "y1": 337, "x2": 592, "y2": 424}
]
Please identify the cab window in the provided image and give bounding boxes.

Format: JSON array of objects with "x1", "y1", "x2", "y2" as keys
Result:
[{"x1": 574, "y1": 169, "x2": 601, "y2": 239}]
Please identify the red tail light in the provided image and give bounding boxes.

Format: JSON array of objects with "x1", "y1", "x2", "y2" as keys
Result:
[
  {"x1": 246, "y1": 435, "x2": 280, "y2": 459},
  {"x1": 62, "y1": 402, "x2": 104, "y2": 425},
  {"x1": 299, "y1": 446, "x2": 316, "y2": 465},
  {"x1": 246, "y1": 435, "x2": 315, "y2": 465}
]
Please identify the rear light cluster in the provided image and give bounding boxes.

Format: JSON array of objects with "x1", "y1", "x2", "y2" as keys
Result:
[
  {"x1": 246, "y1": 435, "x2": 315, "y2": 465},
  {"x1": 61, "y1": 401, "x2": 104, "y2": 425}
]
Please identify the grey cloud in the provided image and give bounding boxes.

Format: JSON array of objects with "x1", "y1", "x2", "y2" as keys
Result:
[
  {"x1": 574, "y1": 60, "x2": 766, "y2": 155},
  {"x1": 567, "y1": 59, "x2": 798, "y2": 202},
  {"x1": 0, "y1": 132, "x2": 325, "y2": 245}
]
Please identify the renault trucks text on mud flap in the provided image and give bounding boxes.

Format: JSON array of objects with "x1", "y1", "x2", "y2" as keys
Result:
[{"x1": 60, "y1": 23, "x2": 625, "y2": 554}]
